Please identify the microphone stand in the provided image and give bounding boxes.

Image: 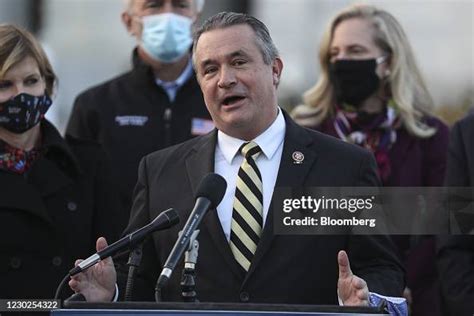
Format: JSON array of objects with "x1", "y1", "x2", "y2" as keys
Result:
[
  {"x1": 155, "y1": 230, "x2": 201, "y2": 302},
  {"x1": 181, "y1": 230, "x2": 200, "y2": 302},
  {"x1": 124, "y1": 243, "x2": 144, "y2": 301}
]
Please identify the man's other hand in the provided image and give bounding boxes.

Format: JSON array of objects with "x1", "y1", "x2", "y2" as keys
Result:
[{"x1": 337, "y1": 250, "x2": 369, "y2": 306}]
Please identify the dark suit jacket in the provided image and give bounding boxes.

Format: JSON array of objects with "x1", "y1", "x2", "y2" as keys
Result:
[
  {"x1": 437, "y1": 114, "x2": 474, "y2": 316},
  {"x1": 122, "y1": 114, "x2": 404, "y2": 303}
]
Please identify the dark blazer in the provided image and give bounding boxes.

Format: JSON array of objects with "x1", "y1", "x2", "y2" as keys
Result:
[
  {"x1": 122, "y1": 114, "x2": 404, "y2": 303},
  {"x1": 0, "y1": 121, "x2": 126, "y2": 299},
  {"x1": 437, "y1": 114, "x2": 474, "y2": 316}
]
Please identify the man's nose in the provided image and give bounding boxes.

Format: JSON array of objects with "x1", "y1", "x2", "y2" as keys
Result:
[
  {"x1": 161, "y1": 1, "x2": 178, "y2": 14},
  {"x1": 217, "y1": 68, "x2": 237, "y2": 89}
]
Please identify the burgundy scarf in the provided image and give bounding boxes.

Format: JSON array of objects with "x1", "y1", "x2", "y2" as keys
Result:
[{"x1": 333, "y1": 102, "x2": 400, "y2": 183}]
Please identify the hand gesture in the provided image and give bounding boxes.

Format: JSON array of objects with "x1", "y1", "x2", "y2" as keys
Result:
[
  {"x1": 68, "y1": 237, "x2": 117, "y2": 302},
  {"x1": 337, "y1": 250, "x2": 369, "y2": 306}
]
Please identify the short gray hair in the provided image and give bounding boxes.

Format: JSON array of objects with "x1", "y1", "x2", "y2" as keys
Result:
[
  {"x1": 123, "y1": 0, "x2": 205, "y2": 13},
  {"x1": 192, "y1": 12, "x2": 279, "y2": 66}
]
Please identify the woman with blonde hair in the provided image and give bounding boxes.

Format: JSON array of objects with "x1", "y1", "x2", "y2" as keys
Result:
[
  {"x1": 0, "y1": 24, "x2": 126, "y2": 298},
  {"x1": 292, "y1": 4, "x2": 448, "y2": 316}
]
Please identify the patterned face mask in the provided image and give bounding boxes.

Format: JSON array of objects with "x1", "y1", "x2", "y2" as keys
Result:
[{"x1": 0, "y1": 92, "x2": 52, "y2": 134}]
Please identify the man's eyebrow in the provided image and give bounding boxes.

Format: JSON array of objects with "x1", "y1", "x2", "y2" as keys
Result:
[
  {"x1": 200, "y1": 58, "x2": 215, "y2": 68},
  {"x1": 144, "y1": 0, "x2": 160, "y2": 5},
  {"x1": 229, "y1": 50, "x2": 249, "y2": 59},
  {"x1": 200, "y1": 49, "x2": 250, "y2": 67}
]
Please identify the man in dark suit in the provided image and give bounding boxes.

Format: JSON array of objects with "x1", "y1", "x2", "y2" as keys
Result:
[
  {"x1": 437, "y1": 113, "x2": 474, "y2": 316},
  {"x1": 69, "y1": 12, "x2": 404, "y2": 307}
]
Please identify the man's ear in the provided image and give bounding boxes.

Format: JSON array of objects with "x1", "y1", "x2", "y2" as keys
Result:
[
  {"x1": 122, "y1": 11, "x2": 134, "y2": 35},
  {"x1": 272, "y1": 57, "x2": 283, "y2": 86}
]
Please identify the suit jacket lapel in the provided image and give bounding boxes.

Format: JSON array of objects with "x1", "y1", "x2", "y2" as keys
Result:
[
  {"x1": 185, "y1": 130, "x2": 245, "y2": 279},
  {"x1": 245, "y1": 113, "x2": 318, "y2": 283},
  {"x1": 185, "y1": 131, "x2": 216, "y2": 195}
]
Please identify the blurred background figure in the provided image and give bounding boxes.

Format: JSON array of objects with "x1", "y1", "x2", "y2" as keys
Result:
[
  {"x1": 65, "y1": 0, "x2": 214, "y2": 214},
  {"x1": 443, "y1": 113, "x2": 474, "y2": 200},
  {"x1": 291, "y1": 4, "x2": 448, "y2": 316},
  {"x1": 0, "y1": 0, "x2": 470, "y2": 129},
  {"x1": 0, "y1": 24, "x2": 125, "y2": 299},
  {"x1": 437, "y1": 113, "x2": 474, "y2": 316}
]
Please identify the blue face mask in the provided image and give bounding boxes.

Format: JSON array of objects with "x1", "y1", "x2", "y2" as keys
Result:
[{"x1": 140, "y1": 13, "x2": 193, "y2": 63}]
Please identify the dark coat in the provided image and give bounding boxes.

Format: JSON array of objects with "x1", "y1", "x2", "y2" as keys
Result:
[
  {"x1": 66, "y1": 50, "x2": 211, "y2": 213},
  {"x1": 120, "y1": 114, "x2": 404, "y2": 303},
  {"x1": 437, "y1": 114, "x2": 474, "y2": 316},
  {"x1": 0, "y1": 120, "x2": 126, "y2": 299},
  {"x1": 315, "y1": 115, "x2": 449, "y2": 315}
]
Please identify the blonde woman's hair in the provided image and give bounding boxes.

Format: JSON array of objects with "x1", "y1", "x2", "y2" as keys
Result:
[
  {"x1": 292, "y1": 4, "x2": 436, "y2": 138},
  {"x1": 0, "y1": 24, "x2": 56, "y2": 96}
]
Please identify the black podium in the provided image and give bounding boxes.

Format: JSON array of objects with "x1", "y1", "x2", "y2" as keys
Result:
[{"x1": 53, "y1": 301, "x2": 389, "y2": 315}]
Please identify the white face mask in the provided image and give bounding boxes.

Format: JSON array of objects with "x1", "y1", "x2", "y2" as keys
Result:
[{"x1": 140, "y1": 13, "x2": 193, "y2": 63}]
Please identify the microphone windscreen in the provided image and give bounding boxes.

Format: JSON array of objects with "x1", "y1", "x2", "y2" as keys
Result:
[{"x1": 195, "y1": 173, "x2": 227, "y2": 207}]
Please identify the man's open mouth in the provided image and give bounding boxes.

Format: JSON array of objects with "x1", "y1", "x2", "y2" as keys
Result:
[{"x1": 222, "y1": 95, "x2": 245, "y2": 106}]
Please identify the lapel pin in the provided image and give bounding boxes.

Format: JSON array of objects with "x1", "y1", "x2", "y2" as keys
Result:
[{"x1": 292, "y1": 151, "x2": 304, "y2": 164}]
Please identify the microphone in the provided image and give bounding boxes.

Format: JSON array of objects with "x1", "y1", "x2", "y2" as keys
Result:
[
  {"x1": 156, "y1": 173, "x2": 227, "y2": 289},
  {"x1": 69, "y1": 208, "x2": 179, "y2": 276}
]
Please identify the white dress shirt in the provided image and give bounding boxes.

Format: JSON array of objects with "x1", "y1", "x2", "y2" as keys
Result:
[{"x1": 214, "y1": 109, "x2": 286, "y2": 241}]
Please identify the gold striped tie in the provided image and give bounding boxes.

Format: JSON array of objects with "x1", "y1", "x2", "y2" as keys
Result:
[{"x1": 230, "y1": 141, "x2": 263, "y2": 272}]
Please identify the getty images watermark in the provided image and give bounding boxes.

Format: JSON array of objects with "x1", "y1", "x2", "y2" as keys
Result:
[
  {"x1": 273, "y1": 187, "x2": 474, "y2": 235},
  {"x1": 282, "y1": 195, "x2": 377, "y2": 228}
]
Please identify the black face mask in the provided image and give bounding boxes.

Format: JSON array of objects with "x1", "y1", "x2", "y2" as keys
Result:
[
  {"x1": 0, "y1": 92, "x2": 52, "y2": 134},
  {"x1": 329, "y1": 59, "x2": 381, "y2": 107}
]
